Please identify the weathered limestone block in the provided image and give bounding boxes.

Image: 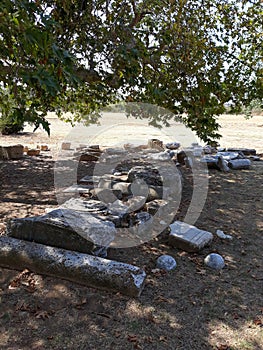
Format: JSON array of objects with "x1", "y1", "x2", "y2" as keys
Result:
[
  {"x1": 6, "y1": 208, "x2": 116, "y2": 254},
  {"x1": 61, "y1": 142, "x2": 71, "y2": 150},
  {"x1": 0, "y1": 236, "x2": 146, "y2": 297},
  {"x1": 227, "y1": 148, "x2": 256, "y2": 156},
  {"x1": 169, "y1": 221, "x2": 213, "y2": 252},
  {"x1": 147, "y1": 139, "x2": 164, "y2": 150},
  {"x1": 228, "y1": 159, "x2": 251, "y2": 169},
  {"x1": 0, "y1": 144, "x2": 24, "y2": 160}
]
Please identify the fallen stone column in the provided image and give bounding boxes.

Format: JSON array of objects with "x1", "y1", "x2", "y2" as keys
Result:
[{"x1": 0, "y1": 236, "x2": 146, "y2": 297}]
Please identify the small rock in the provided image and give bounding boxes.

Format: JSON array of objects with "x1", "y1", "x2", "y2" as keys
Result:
[
  {"x1": 156, "y1": 255, "x2": 177, "y2": 271},
  {"x1": 40, "y1": 144, "x2": 49, "y2": 151},
  {"x1": 204, "y1": 253, "x2": 225, "y2": 270},
  {"x1": 147, "y1": 151, "x2": 172, "y2": 162},
  {"x1": 27, "y1": 149, "x2": 40, "y2": 156},
  {"x1": 216, "y1": 230, "x2": 233, "y2": 240},
  {"x1": 166, "y1": 142, "x2": 180, "y2": 150}
]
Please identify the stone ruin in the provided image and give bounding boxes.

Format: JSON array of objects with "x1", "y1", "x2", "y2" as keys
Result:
[{"x1": 1, "y1": 139, "x2": 261, "y2": 296}]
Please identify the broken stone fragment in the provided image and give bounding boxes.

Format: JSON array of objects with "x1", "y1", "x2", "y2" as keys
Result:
[
  {"x1": 216, "y1": 230, "x2": 233, "y2": 240},
  {"x1": 169, "y1": 221, "x2": 213, "y2": 252},
  {"x1": 128, "y1": 166, "x2": 162, "y2": 186},
  {"x1": 0, "y1": 236, "x2": 146, "y2": 297},
  {"x1": 144, "y1": 199, "x2": 169, "y2": 215}
]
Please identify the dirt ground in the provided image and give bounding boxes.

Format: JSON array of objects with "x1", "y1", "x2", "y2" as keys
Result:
[{"x1": 0, "y1": 114, "x2": 262, "y2": 350}]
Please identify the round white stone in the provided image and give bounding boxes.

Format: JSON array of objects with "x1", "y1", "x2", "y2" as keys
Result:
[
  {"x1": 204, "y1": 253, "x2": 225, "y2": 270},
  {"x1": 156, "y1": 255, "x2": 177, "y2": 271}
]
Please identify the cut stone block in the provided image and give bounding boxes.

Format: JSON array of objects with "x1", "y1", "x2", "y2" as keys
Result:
[
  {"x1": 0, "y1": 145, "x2": 24, "y2": 160},
  {"x1": 0, "y1": 236, "x2": 146, "y2": 297},
  {"x1": 6, "y1": 209, "x2": 115, "y2": 254},
  {"x1": 228, "y1": 159, "x2": 251, "y2": 169},
  {"x1": 77, "y1": 153, "x2": 100, "y2": 162},
  {"x1": 227, "y1": 148, "x2": 256, "y2": 156},
  {"x1": 169, "y1": 221, "x2": 213, "y2": 252},
  {"x1": 61, "y1": 142, "x2": 71, "y2": 150}
]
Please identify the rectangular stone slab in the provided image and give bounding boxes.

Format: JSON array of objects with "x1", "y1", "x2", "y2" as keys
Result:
[
  {"x1": 6, "y1": 209, "x2": 95, "y2": 254},
  {"x1": 0, "y1": 236, "x2": 146, "y2": 297},
  {"x1": 169, "y1": 221, "x2": 213, "y2": 252}
]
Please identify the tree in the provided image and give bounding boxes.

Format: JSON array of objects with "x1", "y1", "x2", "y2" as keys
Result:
[{"x1": 0, "y1": 0, "x2": 262, "y2": 141}]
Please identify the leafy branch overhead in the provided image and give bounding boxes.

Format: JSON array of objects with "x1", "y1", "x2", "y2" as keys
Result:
[{"x1": 0, "y1": 0, "x2": 262, "y2": 140}]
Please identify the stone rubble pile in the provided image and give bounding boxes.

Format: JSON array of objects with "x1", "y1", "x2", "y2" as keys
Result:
[{"x1": 3, "y1": 139, "x2": 262, "y2": 295}]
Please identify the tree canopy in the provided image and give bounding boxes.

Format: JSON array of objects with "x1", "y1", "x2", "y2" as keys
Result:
[{"x1": 0, "y1": 0, "x2": 262, "y2": 141}]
